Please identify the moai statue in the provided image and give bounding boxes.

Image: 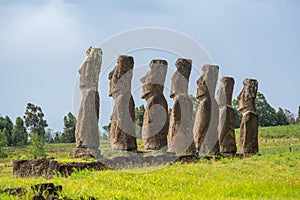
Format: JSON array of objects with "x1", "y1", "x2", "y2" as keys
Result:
[
  {"x1": 141, "y1": 60, "x2": 168, "y2": 151},
  {"x1": 200, "y1": 64, "x2": 220, "y2": 155},
  {"x1": 72, "y1": 48, "x2": 102, "y2": 158},
  {"x1": 108, "y1": 55, "x2": 137, "y2": 151},
  {"x1": 217, "y1": 77, "x2": 237, "y2": 154},
  {"x1": 168, "y1": 58, "x2": 195, "y2": 154},
  {"x1": 193, "y1": 75, "x2": 211, "y2": 153},
  {"x1": 238, "y1": 79, "x2": 259, "y2": 154}
]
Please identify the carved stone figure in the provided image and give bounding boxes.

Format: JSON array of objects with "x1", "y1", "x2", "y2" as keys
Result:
[
  {"x1": 193, "y1": 75, "x2": 211, "y2": 153},
  {"x1": 217, "y1": 77, "x2": 237, "y2": 154},
  {"x1": 238, "y1": 79, "x2": 259, "y2": 154},
  {"x1": 108, "y1": 55, "x2": 137, "y2": 151},
  {"x1": 141, "y1": 60, "x2": 168, "y2": 151},
  {"x1": 198, "y1": 64, "x2": 220, "y2": 154},
  {"x1": 168, "y1": 58, "x2": 195, "y2": 154},
  {"x1": 72, "y1": 48, "x2": 102, "y2": 158}
]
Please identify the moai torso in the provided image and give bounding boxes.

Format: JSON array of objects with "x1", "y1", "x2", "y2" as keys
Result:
[
  {"x1": 238, "y1": 79, "x2": 259, "y2": 154},
  {"x1": 141, "y1": 60, "x2": 168, "y2": 151},
  {"x1": 108, "y1": 55, "x2": 137, "y2": 151},
  {"x1": 168, "y1": 58, "x2": 195, "y2": 154},
  {"x1": 200, "y1": 64, "x2": 220, "y2": 155},
  {"x1": 193, "y1": 76, "x2": 211, "y2": 152},
  {"x1": 75, "y1": 48, "x2": 102, "y2": 157},
  {"x1": 217, "y1": 77, "x2": 237, "y2": 154}
]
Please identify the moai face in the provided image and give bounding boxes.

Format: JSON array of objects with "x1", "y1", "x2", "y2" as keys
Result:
[
  {"x1": 109, "y1": 55, "x2": 134, "y2": 98},
  {"x1": 237, "y1": 79, "x2": 258, "y2": 113},
  {"x1": 196, "y1": 76, "x2": 210, "y2": 100},
  {"x1": 202, "y1": 64, "x2": 219, "y2": 97},
  {"x1": 79, "y1": 48, "x2": 102, "y2": 90},
  {"x1": 141, "y1": 59, "x2": 168, "y2": 100},
  {"x1": 170, "y1": 58, "x2": 192, "y2": 98},
  {"x1": 217, "y1": 77, "x2": 235, "y2": 106}
]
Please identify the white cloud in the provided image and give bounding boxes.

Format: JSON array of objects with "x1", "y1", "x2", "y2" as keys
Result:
[
  {"x1": 0, "y1": 0, "x2": 88, "y2": 65},
  {"x1": 0, "y1": 0, "x2": 90, "y2": 130},
  {"x1": 0, "y1": 0, "x2": 299, "y2": 130}
]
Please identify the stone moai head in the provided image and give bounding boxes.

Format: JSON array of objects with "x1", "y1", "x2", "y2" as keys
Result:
[
  {"x1": 79, "y1": 48, "x2": 102, "y2": 90},
  {"x1": 196, "y1": 75, "x2": 210, "y2": 101},
  {"x1": 108, "y1": 55, "x2": 134, "y2": 98},
  {"x1": 202, "y1": 64, "x2": 219, "y2": 97},
  {"x1": 237, "y1": 79, "x2": 258, "y2": 113},
  {"x1": 170, "y1": 58, "x2": 192, "y2": 98},
  {"x1": 140, "y1": 59, "x2": 168, "y2": 100},
  {"x1": 217, "y1": 77, "x2": 235, "y2": 106}
]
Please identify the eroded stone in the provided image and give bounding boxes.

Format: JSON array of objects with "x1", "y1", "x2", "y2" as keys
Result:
[
  {"x1": 238, "y1": 78, "x2": 259, "y2": 154},
  {"x1": 168, "y1": 58, "x2": 195, "y2": 154},
  {"x1": 200, "y1": 64, "x2": 220, "y2": 155},
  {"x1": 108, "y1": 55, "x2": 137, "y2": 151},
  {"x1": 193, "y1": 75, "x2": 211, "y2": 152},
  {"x1": 74, "y1": 48, "x2": 102, "y2": 158},
  {"x1": 141, "y1": 59, "x2": 168, "y2": 150},
  {"x1": 217, "y1": 77, "x2": 237, "y2": 154}
]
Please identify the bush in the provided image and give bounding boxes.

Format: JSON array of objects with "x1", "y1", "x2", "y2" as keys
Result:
[{"x1": 28, "y1": 132, "x2": 46, "y2": 159}]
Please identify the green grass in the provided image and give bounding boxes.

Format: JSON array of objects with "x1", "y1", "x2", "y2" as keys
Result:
[
  {"x1": 0, "y1": 125, "x2": 300, "y2": 199},
  {"x1": 0, "y1": 151, "x2": 299, "y2": 199},
  {"x1": 234, "y1": 124, "x2": 300, "y2": 139}
]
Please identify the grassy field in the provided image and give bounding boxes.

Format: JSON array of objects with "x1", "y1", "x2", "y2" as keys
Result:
[{"x1": 0, "y1": 124, "x2": 300, "y2": 199}]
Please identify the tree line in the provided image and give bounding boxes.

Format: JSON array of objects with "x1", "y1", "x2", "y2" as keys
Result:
[
  {"x1": 0, "y1": 92, "x2": 299, "y2": 157},
  {"x1": 0, "y1": 103, "x2": 77, "y2": 158},
  {"x1": 233, "y1": 92, "x2": 299, "y2": 128},
  {"x1": 102, "y1": 92, "x2": 300, "y2": 139}
]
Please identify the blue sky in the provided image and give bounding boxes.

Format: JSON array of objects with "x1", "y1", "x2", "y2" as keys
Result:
[{"x1": 0, "y1": 0, "x2": 299, "y2": 132}]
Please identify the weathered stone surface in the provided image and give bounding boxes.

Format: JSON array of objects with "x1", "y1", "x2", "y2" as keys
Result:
[
  {"x1": 13, "y1": 159, "x2": 58, "y2": 178},
  {"x1": 32, "y1": 183, "x2": 62, "y2": 198},
  {"x1": 108, "y1": 55, "x2": 137, "y2": 151},
  {"x1": 74, "y1": 48, "x2": 102, "y2": 158},
  {"x1": 200, "y1": 64, "x2": 220, "y2": 154},
  {"x1": 217, "y1": 77, "x2": 237, "y2": 154},
  {"x1": 70, "y1": 147, "x2": 100, "y2": 159},
  {"x1": 12, "y1": 159, "x2": 109, "y2": 178},
  {"x1": 32, "y1": 193, "x2": 45, "y2": 200},
  {"x1": 238, "y1": 79, "x2": 259, "y2": 154},
  {"x1": 193, "y1": 75, "x2": 211, "y2": 152},
  {"x1": 168, "y1": 58, "x2": 195, "y2": 154},
  {"x1": 2, "y1": 187, "x2": 27, "y2": 196},
  {"x1": 141, "y1": 59, "x2": 168, "y2": 150}
]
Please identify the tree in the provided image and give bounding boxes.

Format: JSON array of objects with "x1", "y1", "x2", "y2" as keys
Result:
[
  {"x1": 0, "y1": 130, "x2": 8, "y2": 158},
  {"x1": 189, "y1": 94, "x2": 199, "y2": 124},
  {"x1": 52, "y1": 131, "x2": 62, "y2": 143},
  {"x1": 256, "y1": 92, "x2": 277, "y2": 127},
  {"x1": 23, "y1": 103, "x2": 48, "y2": 141},
  {"x1": 232, "y1": 99, "x2": 242, "y2": 128},
  {"x1": 0, "y1": 116, "x2": 14, "y2": 146},
  {"x1": 135, "y1": 105, "x2": 145, "y2": 138},
  {"x1": 12, "y1": 117, "x2": 28, "y2": 146},
  {"x1": 284, "y1": 109, "x2": 295, "y2": 125},
  {"x1": 60, "y1": 112, "x2": 76, "y2": 143},
  {"x1": 44, "y1": 128, "x2": 55, "y2": 144},
  {"x1": 297, "y1": 106, "x2": 300, "y2": 124},
  {"x1": 102, "y1": 125, "x2": 110, "y2": 140},
  {"x1": 28, "y1": 132, "x2": 46, "y2": 159},
  {"x1": 276, "y1": 108, "x2": 288, "y2": 126}
]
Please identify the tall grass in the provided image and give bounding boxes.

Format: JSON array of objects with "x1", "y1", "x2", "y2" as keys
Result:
[
  {"x1": 0, "y1": 151, "x2": 299, "y2": 199},
  {"x1": 0, "y1": 125, "x2": 300, "y2": 199}
]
